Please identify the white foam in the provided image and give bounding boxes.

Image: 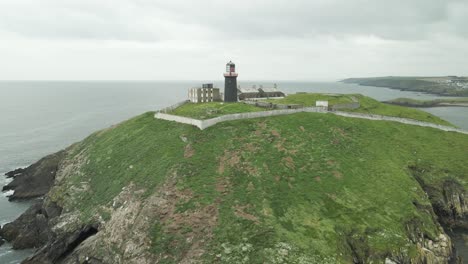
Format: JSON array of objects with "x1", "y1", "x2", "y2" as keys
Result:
[
  {"x1": 2, "y1": 190, "x2": 14, "y2": 197},
  {"x1": 0, "y1": 249, "x2": 13, "y2": 258}
]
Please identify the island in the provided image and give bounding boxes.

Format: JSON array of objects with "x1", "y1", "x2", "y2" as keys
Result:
[
  {"x1": 0, "y1": 93, "x2": 466, "y2": 264},
  {"x1": 342, "y1": 76, "x2": 468, "y2": 97}
]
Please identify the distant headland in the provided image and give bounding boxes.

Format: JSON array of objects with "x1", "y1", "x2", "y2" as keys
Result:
[{"x1": 342, "y1": 76, "x2": 468, "y2": 97}]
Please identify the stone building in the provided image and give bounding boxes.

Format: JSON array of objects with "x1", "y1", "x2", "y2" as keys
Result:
[
  {"x1": 238, "y1": 85, "x2": 285, "y2": 100},
  {"x1": 188, "y1": 84, "x2": 222, "y2": 103}
]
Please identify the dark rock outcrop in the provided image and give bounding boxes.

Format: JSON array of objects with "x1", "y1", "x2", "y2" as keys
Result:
[
  {"x1": 411, "y1": 171, "x2": 467, "y2": 229},
  {"x1": 0, "y1": 201, "x2": 52, "y2": 249},
  {"x1": 2, "y1": 150, "x2": 65, "y2": 201},
  {"x1": 5, "y1": 168, "x2": 26, "y2": 178},
  {"x1": 0, "y1": 238, "x2": 4, "y2": 247},
  {"x1": 23, "y1": 225, "x2": 98, "y2": 264}
]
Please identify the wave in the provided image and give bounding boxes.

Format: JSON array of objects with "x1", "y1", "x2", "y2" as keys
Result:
[{"x1": 2, "y1": 190, "x2": 14, "y2": 197}]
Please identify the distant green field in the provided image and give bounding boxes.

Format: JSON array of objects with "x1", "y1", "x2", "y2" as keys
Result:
[
  {"x1": 342, "y1": 77, "x2": 468, "y2": 97},
  {"x1": 169, "y1": 102, "x2": 264, "y2": 119},
  {"x1": 50, "y1": 111, "x2": 468, "y2": 263}
]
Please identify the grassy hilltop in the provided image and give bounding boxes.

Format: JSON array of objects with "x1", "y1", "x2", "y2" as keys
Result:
[
  {"x1": 33, "y1": 94, "x2": 468, "y2": 263},
  {"x1": 171, "y1": 93, "x2": 453, "y2": 126}
]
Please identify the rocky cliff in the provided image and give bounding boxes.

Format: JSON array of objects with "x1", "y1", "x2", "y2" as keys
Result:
[{"x1": 1, "y1": 111, "x2": 467, "y2": 263}]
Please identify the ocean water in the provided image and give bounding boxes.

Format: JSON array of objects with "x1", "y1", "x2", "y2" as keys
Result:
[{"x1": 0, "y1": 81, "x2": 466, "y2": 263}]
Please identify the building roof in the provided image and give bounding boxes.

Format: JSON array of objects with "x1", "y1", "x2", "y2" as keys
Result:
[{"x1": 238, "y1": 87, "x2": 259, "y2": 93}]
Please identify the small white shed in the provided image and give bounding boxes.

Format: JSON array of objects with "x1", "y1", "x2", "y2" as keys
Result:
[{"x1": 316, "y1": 101, "x2": 329, "y2": 108}]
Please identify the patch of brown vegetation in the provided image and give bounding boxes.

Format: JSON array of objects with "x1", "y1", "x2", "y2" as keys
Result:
[
  {"x1": 271, "y1": 130, "x2": 281, "y2": 137},
  {"x1": 244, "y1": 165, "x2": 259, "y2": 176},
  {"x1": 332, "y1": 171, "x2": 343, "y2": 179},
  {"x1": 331, "y1": 127, "x2": 349, "y2": 138},
  {"x1": 299, "y1": 126, "x2": 305, "y2": 132},
  {"x1": 326, "y1": 193, "x2": 337, "y2": 200},
  {"x1": 184, "y1": 144, "x2": 195, "y2": 158},
  {"x1": 247, "y1": 182, "x2": 255, "y2": 191},
  {"x1": 315, "y1": 176, "x2": 321, "y2": 182},
  {"x1": 258, "y1": 121, "x2": 267, "y2": 130},
  {"x1": 218, "y1": 150, "x2": 241, "y2": 174},
  {"x1": 254, "y1": 121, "x2": 268, "y2": 137},
  {"x1": 233, "y1": 205, "x2": 259, "y2": 224},
  {"x1": 150, "y1": 173, "x2": 219, "y2": 263},
  {"x1": 218, "y1": 149, "x2": 259, "y2": 177},
  {"x1": 263, "y1": 163, "x2": 271, "y2": 174},
  {"x1": 275, "y1": 176, "x2": 281, "y2": 182},
  {"x1": 275, "y1": 138, "x2": 288, "y2": 152},
  {"x1": 216, "y1": 177, "x2": 230, "y2": 195},
  {"x1": 244, "y1": 143, "x2": 258, "y2": 152},
  {"x1": 282, "y1": 156, "x2": 295, "y2": 170}
]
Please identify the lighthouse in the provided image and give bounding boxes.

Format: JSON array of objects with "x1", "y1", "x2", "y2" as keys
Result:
[{"x1": 224, "y1": 61, "x2": 238, "y2": 102}]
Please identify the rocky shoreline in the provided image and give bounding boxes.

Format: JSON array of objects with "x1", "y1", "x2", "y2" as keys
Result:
[{"x1": 0, "y1": 149, "x2": 466, "y2": 263}]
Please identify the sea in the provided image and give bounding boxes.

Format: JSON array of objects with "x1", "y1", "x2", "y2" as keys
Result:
[{"x1": 0, "y1": 81, "x2": 467, "y2": 263}]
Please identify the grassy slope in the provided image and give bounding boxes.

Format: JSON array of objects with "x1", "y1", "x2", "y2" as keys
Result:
[
  {"x1": 51, "y1": 111, "x2": 468, "y2": 263},
  {"x1": 169, "y1": 102, "x2": 265, "y2": 119},
  {"x1": 262, "y1": 93, "x2": 453, "y2": 126}
]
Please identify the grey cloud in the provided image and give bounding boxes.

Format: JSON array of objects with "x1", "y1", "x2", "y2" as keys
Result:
[{"x1": 0, "y1": 0, "x2": 467, "y2": 42}]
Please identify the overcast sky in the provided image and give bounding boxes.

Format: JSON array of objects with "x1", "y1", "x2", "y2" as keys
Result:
[{"x1": 0, "y1": 0, "x2": 467, "y2": 81}]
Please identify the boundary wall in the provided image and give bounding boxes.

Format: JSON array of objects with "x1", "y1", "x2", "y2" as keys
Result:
[
  {"x1": 154, "y1": 105, "x2": 468, "y2": 135},
  {"x1": 155, "y1": 107, "x2": 326, "y2": 130},
  {"x1": 158, "y1": 100, "x2": 190, "y2": 113}
]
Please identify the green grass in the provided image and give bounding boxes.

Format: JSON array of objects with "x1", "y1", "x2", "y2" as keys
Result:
[
  {"x1": 48, "y1": 111, "x2": 468, "y2": 263},
  {"x1": 263, "y1": 93, "x2": 355, "y2": 106},
  {"x1": 265, "y1": 93, "x2": 453, "y2": 126},
  {"x1": 169, "y1": 102, "x2": 265, "y2": 119},
  {"x1": 350, "y1": 95, "x2": 454, "y2": 126}
]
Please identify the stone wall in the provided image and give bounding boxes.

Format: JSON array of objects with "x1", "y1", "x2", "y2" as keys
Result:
[
  {"x1": 154, "y1": 106, "x2": 468, "y2": 135},
  {"x1": 333, "y1": 111, "x2": 468, "y2": 135},
  {"x1": 243, "y1": 100, "x2": 303, "y2": 110},
  {"x1": 157, "y1": 100, "x2": 190, "y2": 113},
  {"x1": 155, "y1": 107, "x2": 326, "y2": 130},
  {"x1": 154, "y1": 113, "x2": 204, "y2": 129},
  {"x1": 331, "y1": 102, "x2": 360, "y2": 110}
]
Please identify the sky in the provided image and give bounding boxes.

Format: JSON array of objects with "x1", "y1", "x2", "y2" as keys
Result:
[{"x1": 0, "y1": 0, "x2": 467, "y2": 81}]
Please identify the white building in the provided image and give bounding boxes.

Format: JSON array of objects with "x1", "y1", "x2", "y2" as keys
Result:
[
  {"x1": 316, "y1": 101, "x2": 329, "y2": 109},
  {"x1": 188, "y1": 84, "x2": 222, "y2": 103}
]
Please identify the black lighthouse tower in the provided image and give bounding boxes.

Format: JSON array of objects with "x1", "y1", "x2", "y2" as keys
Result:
[{"x1": 224, "y1": 61, "x2": 238, "y2": 102}]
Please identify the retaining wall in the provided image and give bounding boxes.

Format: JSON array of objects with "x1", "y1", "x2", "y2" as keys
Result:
[
  {"x1": 158, "y1": 100, "x2": 190, "y2": 113},
  {"x1": 332, "y1": 111, "x2": 468, "y2": 135},
  {"x1": 243, "y1": 100, "x2": 303, "y2": 110},
  {"x1": 154, "y1": 113, "x2": 204, "y2": 129},
  {"x1": 154, "y1": 106, "x2": 468, "y2": 135},
  {"x1": 155, "y1": 107, "x2": 326, "y2": 130},
  {"x1": 331, "y1": 102, "x2": 360, "y2": 110}
]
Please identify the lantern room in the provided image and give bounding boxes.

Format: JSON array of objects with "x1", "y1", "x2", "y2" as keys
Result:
[{"x1": 224, "y1": 61, "x2": 238, "y2": 77}]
